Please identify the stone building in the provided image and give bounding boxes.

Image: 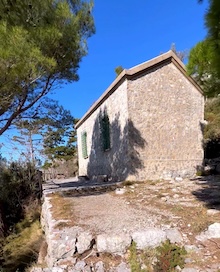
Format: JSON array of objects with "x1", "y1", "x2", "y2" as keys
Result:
[{"x1": 75, "y1": 51, "x2": 204, "y2": 181}]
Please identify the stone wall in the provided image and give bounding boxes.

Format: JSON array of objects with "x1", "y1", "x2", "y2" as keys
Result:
[
  {"x1": 77, "y1": 80, "x2": 130, "y2": 181},
  {"x1": 127, "y1": 62, "x2": 204, "y2": 180}
]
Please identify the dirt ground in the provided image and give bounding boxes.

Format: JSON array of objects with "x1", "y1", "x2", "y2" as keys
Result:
[{"x1": 46, "y1": 176, "x2": 220, "y2": 271}]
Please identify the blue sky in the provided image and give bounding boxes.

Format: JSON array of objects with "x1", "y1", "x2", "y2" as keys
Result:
[
  {"x1": 53, "y1": 0, "x2": 209, "y2": 119},
  {"x1": 1, "y1": 0, "x2": 209, "y2": 160}
]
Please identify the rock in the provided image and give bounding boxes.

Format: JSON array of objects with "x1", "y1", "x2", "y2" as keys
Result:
[
  {"x1": 95, "y1": 261, "x2": 105, "y2": 272},
  {"x1": 207, "y1": 222, "x2": 220, "y2": 237},
  {"x1": 96, "y1": 233, "x2": 131, "y2": 254},
  {"x1": 175, "y1": 265, "x2": 182, "y2": 271},
  {"x1": 115, "y1": 188, "x2": 126, "y2": 195},
  {"x1": 196, "y1": 222, "x2": 220, "y2": 241},
  {"x1": 173, "y1": 194, "x2": 179, "y2": 199},
  {"x1": 56, "y1": 257, "x2": 76, "y2": 266},
  {"x1": 184, "y1": 245, "x2": 200, "y2": 253},
  {"x1": 165, "y1": 229, "x2": 183, "y2": 244},
  {"x1": 185, "y1": 258, "x2": 193, "y2": 264},
  {"x1": 74, "y1": 260, "x2": 86, "y2": 271},
  {"x1": 175, "y1": 177, "x2": 183, "y2": 182},
  {"x1": 181, "y1": 268, "x2": 198, "y2": 272},
  {"x1": 76, "y1": 232, "x2": 93, "y2": 254},
  {"x1": 207, "y1": 209, "x2": 220, "y2": 216},
  {"x1": 132, "y1": 229, "x2": 166, "y2": 249},
  {"x1": 31, "y1": 268, "x2": 66, "y2": 272},
  {"x1": 83, "y1": 265, "x2": 93, "y2": 272},
  {"x1": 115, "y1": 262, "x2": 130, "y2": 272},
  {"x1": 51, "y1": 267, "x2": 66, "y2": 272},
  {"x1": 30, "y1": 268, "x2": 44, "y2": 272}
]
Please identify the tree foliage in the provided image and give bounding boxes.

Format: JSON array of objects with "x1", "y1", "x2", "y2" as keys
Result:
[
  {"x1": 204, "y1": 97, "x2": 220, "y2": 141},
  {"x1": 43, "y1": 116, "x2": 77, "y2": 163},
  {"x1": 12, "y1": 100, "x2": 77, "y2": 165},
  {"x1": 115, "y1": 66, "x2": 124, "y2": 77},
  {"x1": 0, "y1": 0, "x2": 95, "y2": 135},
  {"x1": 186, "y1": 40, "x2": 220, "y2": 97},
  {"x1": 205, "y1": 0, "x2": 220, "y2": 77}
]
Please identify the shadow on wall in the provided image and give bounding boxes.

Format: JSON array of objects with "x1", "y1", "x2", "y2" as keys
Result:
[{"x1": 87, "y1": 108, "x2": 147, "y2": 181}]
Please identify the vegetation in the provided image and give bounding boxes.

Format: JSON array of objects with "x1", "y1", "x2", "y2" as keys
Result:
[
  {"x1": 128, "y1": 240, "x2": 187, "y2": 272},
  {"x1": 13, "y1": 102, "x2": 77, "y2": 167},
  {"x1": 115, "y1": 66, "x2": 124, "y2": 77},
  {"x1": 203, "y1": 97, "x2": 220, "y2": 158},
  {"x1": 0, "y1": 1, "x2": 94, "y2": 267},
  {"x1": 186, "y1": 40, "x2": 218, "y2": 97},
  {"x1": 0, "y1": 0, "x2": 95, "y2": 136},
  {"x1": 0, "y1": 159, "x2": 43, "y2": 271},
  {"x1": 129, "y1": 242, "x2": 143, "y2": 272},
  {"x1": 203, "y1": 0, "x2": 220, "y2": 78},
  {"x1": 186, "y1": 1, "x2": 220, "y2": 159},
  {"x1": 154, "y1": 240, "x2": 186, "y2": 272},
  {"x1": 1, "y1": 218, "x2": 42, "y2": 272}
]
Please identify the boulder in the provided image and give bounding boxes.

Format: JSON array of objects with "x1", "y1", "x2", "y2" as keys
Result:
[
  {"x1": 207, "y1": 209, "x2": 220, "y2": 216},
  {"x1": 76, "y1": 231, "x2": 93, "y2": 254},
  {"x1": 74, "y1": 260, "x2": 86, "y2": 271},
  {"x1": 165, "y1": 229, "x2": 183, "y2": 244},
  {"x1": 196, "y1": 222, "x2": 220, "y2": 241},
  {"x1": 115, "y1": 188, "x2": 126, "y2": 195},
  {"x1": 96, "y1": 233, "x2": 131, "y2": 254},
  {"x1": 181, "y1": 268, "x2": 199, "y2": 272},
  {"x1": 115, "y1": 262, "x2": 130, "y2": 272},
  {"x1": 132, "y1": 229, "x2": 166, "y2": 249},
  {"x1": 95, "y1": 261, "x2": 105, "y2": 272}
]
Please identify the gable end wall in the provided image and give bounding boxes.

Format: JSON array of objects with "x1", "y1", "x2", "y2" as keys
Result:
[{"x1": 127, "y1": 62, "x2": 204, "y2": 180}]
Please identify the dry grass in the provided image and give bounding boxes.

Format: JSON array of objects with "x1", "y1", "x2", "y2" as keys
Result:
[
  {"x1": 48, "y1": 192, "x2": 77, "y2": 228},
  {"x1": 122, "y1": 180, "x2": 217, "y2": 237},
  {"x1": 3, "y1": 219, "x2": 43, "y2": 272}
]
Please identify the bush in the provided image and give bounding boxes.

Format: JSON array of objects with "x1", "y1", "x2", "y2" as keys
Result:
[
  {"x1": 154, "y1": 240, "x2": 186, "y2": 272},
  {"x1": 0, "y1": 161, "x2": 43, "y2": 271},
  {"x1": 128, "y1": 241, "x2": 143, "y2": 272},
  {"x1": 0, "y1": 162, "x2": 42, "y2": 232}
]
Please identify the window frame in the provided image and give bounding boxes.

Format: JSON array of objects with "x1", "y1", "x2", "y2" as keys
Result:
[
  {"x1": 81, "y1": 131, "x2": 88, "y2": 159},
  {"x1": 100, "y1": 111, "x2": 111, "y2": 152}
]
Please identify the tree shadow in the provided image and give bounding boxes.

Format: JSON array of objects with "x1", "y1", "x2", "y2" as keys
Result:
[
  {"x1": 191, "y1": 176, "x2": 220, "y2": 210},
  {"x1": 191, "y1": 123, "x2": 220, "y2": 211},
  {"x1": 87, "y1": 109, "x2": 147, "y2": 182}
]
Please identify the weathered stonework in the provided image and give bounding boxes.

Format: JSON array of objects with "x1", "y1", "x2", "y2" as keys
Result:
[
  {"x1": 127, "y1": 62, "x2": 204, "y2": 180},
  {"x1": 76, "y1": 51, "x2": 204, "y2": 181},
  {"x1": 77, "y1": 80, "x2": 130, "y2": 181}
]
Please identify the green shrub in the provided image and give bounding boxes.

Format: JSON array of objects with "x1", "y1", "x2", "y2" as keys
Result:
[
  {"x1": 129, "y1": 242, "x2": 142, "y2": 272},
  {"x1": 129, "y1": 242, "x2": 155, "y2": 272},
  {"x1": 154, "y1": 240, "x2": 187, "y2": 272}
]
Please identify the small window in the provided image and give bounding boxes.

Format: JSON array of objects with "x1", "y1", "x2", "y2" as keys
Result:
[
  {"x1": 81, "y1": 131, "x2": 88, "y2": 159},
  {"x1": 100, "y1": 112, "x2": 111, "y2": 151}
]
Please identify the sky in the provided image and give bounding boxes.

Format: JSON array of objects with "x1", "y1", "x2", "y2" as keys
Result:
[
  {"x1": 52, "y1": 0, "x2": 209, "y2": 119},
  {"x1": 1, "y1": 0, "x2": 209, "y2": 160}
]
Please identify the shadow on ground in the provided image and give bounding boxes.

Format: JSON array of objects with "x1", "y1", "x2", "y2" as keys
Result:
[
  {"x1": 43, "y1": 177, "x2": 125, "y2": 198},
  {"x1": 191, "y1": 175, "x2": 220, "y2": 210}
]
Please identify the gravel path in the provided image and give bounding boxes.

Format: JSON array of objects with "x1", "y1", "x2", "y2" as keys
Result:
[{"x1": 71, "y1": 192, "x2": 159, "y2": 235}]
